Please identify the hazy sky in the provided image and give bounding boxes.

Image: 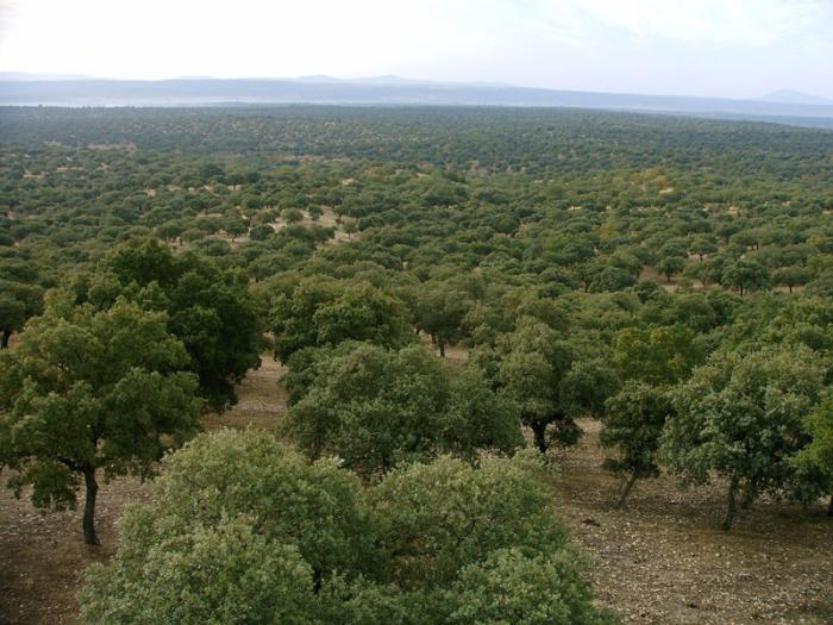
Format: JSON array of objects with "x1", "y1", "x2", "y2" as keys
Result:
[{"x1": 0, "y1": 0, "x2": 831, "y2": 99}]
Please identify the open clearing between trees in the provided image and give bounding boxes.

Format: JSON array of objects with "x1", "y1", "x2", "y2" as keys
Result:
[{"x1": 1, "y1": 354, "x2": 831, "y2": 625}]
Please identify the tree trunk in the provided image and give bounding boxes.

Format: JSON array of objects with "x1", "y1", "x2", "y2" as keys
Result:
[
  {"x1": 616, "y1": 473, "x2": 638, "y2": 509},
  {"x1": 723, "y1": 476, "x2": 739, "y2": 531},
  {"x1": 740, "y1": 482, "x2": 756, "y2": 510},
  {"x1": 82, "y1": 468, "x2": 100, "y2": 546},
  {"x1": 531, "y1": 421, "x2": 548, "y2": 454},
  {"x1": 827, "y1": 494, "x2": 833, "y2": 517},
  {"x1": 438, "y1": 342, "x2": 446, "y2": 358},
  {"x1": 1, "y1": 328, "x2": 10, "y2": 349}
]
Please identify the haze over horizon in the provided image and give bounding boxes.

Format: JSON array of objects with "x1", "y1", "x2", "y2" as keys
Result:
[{"x1": 1, "y1": 0, "x2": 832, "y2": 101}]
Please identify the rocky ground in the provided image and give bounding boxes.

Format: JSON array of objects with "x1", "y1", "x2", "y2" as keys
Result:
[
  {"x1": 558, "y1": 419, "x2": 833, "y2": 625},
  {"x1": 1, "y1": 358, "x2": 831, "y2": 625}
]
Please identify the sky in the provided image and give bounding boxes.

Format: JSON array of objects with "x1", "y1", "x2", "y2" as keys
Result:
[{"x1": 0, "y1": 0, "x2": 831, "y2": 99}]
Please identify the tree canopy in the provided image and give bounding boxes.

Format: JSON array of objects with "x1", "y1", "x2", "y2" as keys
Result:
[
  {"x1": 285, "y1": 342, "x2": 522, "y2": 473},
  {"x1": 0, "y1": 295, "x2": 201, "y2": 543},
  {"x1": 77, "y1": 238, "x2": 263, "y2": 409},
  {"x1": 79, "y1": 429, "x2": 613, "y2": 625},
  {"x1": 662, "y1": 345, "x2": 824, "y2": 529}
]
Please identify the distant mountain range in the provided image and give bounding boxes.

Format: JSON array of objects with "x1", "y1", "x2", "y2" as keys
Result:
[
  {"x1": 758, "y1": 89, "x2": 833, "y2": 106},
  {"x1": 1, "y1": 74, "x2": 832, "y2": 128},
  {"x1": 288, "y1": 75, "x2": 512, "y2": 88}
]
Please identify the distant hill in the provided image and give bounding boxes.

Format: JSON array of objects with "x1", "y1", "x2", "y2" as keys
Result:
[
  {"x1": 759, "y1": 90, "x2": 833, "y2": 106},
  {"x1": 2, "y1": 76, "x2": 833, "y2": 128},
  {"x1": 293, "y1": 75, "x2": 510, "y2": 87}
]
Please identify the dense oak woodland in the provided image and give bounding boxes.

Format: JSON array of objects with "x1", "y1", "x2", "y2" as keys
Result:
[{"x1": 2, "y1": 105, "x2": 833, "y2": 621}]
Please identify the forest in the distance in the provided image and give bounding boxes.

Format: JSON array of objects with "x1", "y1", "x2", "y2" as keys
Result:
[{"x1": 1, "y1": 105, "x2": 833, "y2": 624}]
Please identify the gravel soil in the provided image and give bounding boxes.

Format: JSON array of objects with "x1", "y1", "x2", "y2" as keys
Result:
[{"x1": 557, "y1": 419, "x2": 833, "y2": 625}]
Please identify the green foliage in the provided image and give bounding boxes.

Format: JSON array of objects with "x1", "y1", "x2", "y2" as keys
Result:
[
  {"x1": 799, "y1": 398, "x2": 833, "y2": 477},
  {"x1": 7, "y1": 105, "x2": 833, "y2": 625},
  {"x1": 0, "y1": 278, "x2": 44, "y2": 348},
  {"x1": 662, "y1": 345, "x2": 824, "y2": 528},
  {"x1": 559, "y1": 358, "x2": 620, "y2": 421},
  {"x1": 0, "y1": 293, "x2": 25, "y2": 347},
  {"x1": 285, "y1": 343, "x2": 522, "y2": 472},
  {"x1": 612, "y1": 324, "x2": 703, "y2": 385},
  {"x1": 0, "y1": 295, "x2": 201, "y2": 543},
  {"x1": 371, "y1": 453, "x2": 567, "y2": 587},
  {"x1": 282, "y1": 207, "x2": 305, "y2": 224},
  {"x1": 78, "y1": 430, "x2": 610, "y2": 625},
  {"x1": 272, "y1": 279, "x2": 413, "y2": 361},
  {"x1": 772, "y1": 265, "x2": 810, "y2": 292},
  {"x1": 81, "y1": 238, "x2": 262, "y2": 409},
  {"x1": 655, "y1": 255, "x2": 686, "y2": 282},
  {"x1": 689, "y1": 235, "x2": 718, "y2": 261},
  {"x1": 794, "y1": 396, "x2": 833, "y2": 513},
  {"x1": 128, "y1": 428, "x2": 376, "y2": 576},
  {"x1": 721, "y1": 259, "x2": 770, "y2": 295},
  {"x1": 728, "y1": 296, "x2": 833, "y2": 377},
  {"x1": 81, "y1": 517, "x2": 313, "y2": 625},
  {"x1": 601, "y1": 382, "x2": 673, "y2": 506},
  {"x1": 448, "y1": 549, "x2": 617, "y2": 625},
  {"x1": 488, "y1": 319, "x2": 617, "y2": 452},
  {"x1": 224, "y1": 215, "x2": 248, "y2": 240},
  {"x1": 249, "y1": 223, "x2": 275, "y2": 241},
  {"x1": 588, "y1": 266, "x2": 637, "y2": 293},
  {"x1": 805, "y1": 271, "x2": 833, "y2": 297},
  {"x1": 494, "y1": 321, "x2": 573, "y2": 451},
  {"x1": 414, "y1": 280, "x2": 472, "y2": 356},
  {"x1": 444, "y1": 366, "x2": 526, "y2": 460}
]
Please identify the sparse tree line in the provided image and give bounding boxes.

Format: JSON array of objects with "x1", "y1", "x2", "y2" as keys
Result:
[{"x1": 2, "y1": 107, "x2": 833, "y2": 623}]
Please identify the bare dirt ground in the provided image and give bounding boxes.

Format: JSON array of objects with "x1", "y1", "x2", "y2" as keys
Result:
[
  {"x1": 202, "y1": 356, "x2": 288, "y2": 433},
  {"x1": 558, "y1": 419, "x2": 833, "y2": 625},
  {"x1": 1, "y1": 357, "x2": 831, "y2": 625},
  {"x1": 0, "y1": 478, "x2": 149, "y2": 625}
]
